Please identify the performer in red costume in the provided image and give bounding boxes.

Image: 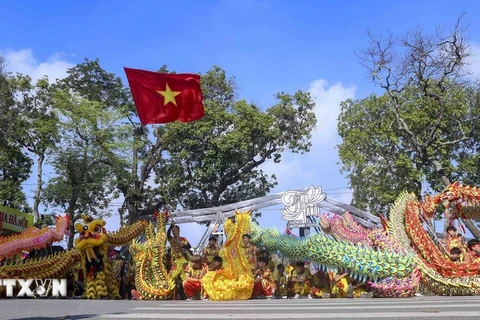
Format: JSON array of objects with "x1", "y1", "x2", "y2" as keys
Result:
[
  {"x1": 183, "y1": 254, "x2": 208, "y2": 300},
  {"x1": 252, "y1": 257, "x2": 276, "y2": 298}
]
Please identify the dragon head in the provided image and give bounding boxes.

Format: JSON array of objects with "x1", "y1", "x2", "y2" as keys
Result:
[
  {"x1": 439, "y1": 181, "x2": 461, "y2": 204},
  {"x1": 74, "y1": 215, "x2": 107, "y2": 250},
  {"x1": 318, "y1": 214, "x2": 332, "y2": 234}
]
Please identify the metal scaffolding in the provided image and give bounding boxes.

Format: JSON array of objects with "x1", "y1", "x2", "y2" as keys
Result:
[{"x1": 139, "y1": 187, "x2": 381, "y2": 253}]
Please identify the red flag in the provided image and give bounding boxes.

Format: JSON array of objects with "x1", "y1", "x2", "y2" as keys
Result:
[
  {"x1": 286, "y1": 227, "x2": 297, "y2": 237},
  {"x1": 124, "y1": 67, "x2": 204, "y2": 124}
]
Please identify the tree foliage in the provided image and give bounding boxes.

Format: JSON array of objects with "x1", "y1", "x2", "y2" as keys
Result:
[
  {"x1": 0, "y1": 55, "x2": 33, "y2": 211},
  {"x1": 337, "y1": 15, "x2": 480, "y2": 237},
  {"x1": 153, "y1": 66, "x2": 317, "y2": 220},
  {"x1": 41, "y1": 59, "x2": 132, "y2": 248},
  {"x1": 10, "y1": 74, "x2": 60, "y2": 222},
  {"x1": 1, "y1": 55, "x2": 316, "y2": 240}
]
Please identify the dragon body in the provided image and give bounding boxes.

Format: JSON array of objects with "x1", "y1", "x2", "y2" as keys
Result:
[
  {"x1": 251, "y1": 182, "x2": 480, "y2": 297},
  {"x1": 250, "y1": 223, "x2": 415, "y2": 283},
  {"x1": 0, "y1": 214, "x2": 70, "y2": 259},
  {"x1": 0, "y1": 216, "x2": 146, "y2": 298},
  {"x1": 202, "y1": 211, "x2": 254, "y2": 300},
  {"x1": 318, "y1": 212, "x2": 419, "y2": 297},
  {"x1": 129, "y1": 211, "x2": 175, "y2": 300}
]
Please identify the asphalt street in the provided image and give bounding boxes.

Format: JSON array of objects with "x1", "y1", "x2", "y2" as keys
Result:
[{"x1": 2, "y1": 296, "x2": 480, "y2": 320}]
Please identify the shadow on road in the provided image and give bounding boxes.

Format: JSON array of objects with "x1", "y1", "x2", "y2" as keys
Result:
[{"x1": 11, "y1": 313, "x2": 125, "y2": 320}]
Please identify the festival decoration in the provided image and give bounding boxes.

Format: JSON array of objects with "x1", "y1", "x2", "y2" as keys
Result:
[
  {"x1": 75, "y1": 215, "x2": 148, "y2": 299},
  {"x1": 0, "y1": 216, "x2": 146, "y2": 298},
  {"x1": 319, "y1": 212, "x2": 418, "y2": 297},
  {"x1": 0, "y1": 214, "x2": 70, "y2": 259},
  {"x1": 0, "y1": 249, "x2": 81, "y2": 280},
  {"x1": 250, "y1": 222, "x2": 415, "y2": 283},
  {"x1": 129, "y1": 211, "x2": 175, "y2": 299},
  {"x1": 251, "y1": 182, "x2": 480, "y2": 297},
  {"x1": 389, "y1": 189, "x2": 480, "y2": 295},
  {"x1": 202, "y1": 211, "x2": 254, "y2": 300}
]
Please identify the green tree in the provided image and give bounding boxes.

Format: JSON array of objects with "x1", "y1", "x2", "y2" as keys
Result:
[
  {"x1": 10, "y1": 74, "x2": 60, "y2": 222},
  {"x1": 52, "y1": 59, "x2": 163, "y2": 226},
  {"x1": 0, "y1": 55, "x2": 33, "y2": 211},
  {"x1": 152, "y1": 66, "x2": 317, "y2": 219},
  {"x1": 42, "y1": 65, "x2": 131, "y2": 248},
  {"x1": 338, "y1": 15, "x2": 480, "y2": 238}
]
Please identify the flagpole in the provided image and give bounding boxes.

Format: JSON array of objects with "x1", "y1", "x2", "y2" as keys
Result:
[
  {"x1": 140, "y1": 123, "x2": 173, "y2": 223},
  {"x1": 124, "y1": 66, "x2": 205, "y2": 226}
]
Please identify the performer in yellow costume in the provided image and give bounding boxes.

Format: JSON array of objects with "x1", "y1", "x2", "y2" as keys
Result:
[
  {"x1": 167, "y1": 221, "x2": 192, "y2": 298},
  {"x1": 202, "y1": 236, "x2": 220, "y2": 268},
  {"x1": 329, "y1": 271, "x2": 350, "y2": 298},
  {"x1": 273, "y1": 264, "x2": 288, "y2": 298},
  {"x1": 290, "y1": 261, "x2": 312, "y2": 298},
  {"x1": 201, "y1": 212, "x2": 254, "y2": 300}
]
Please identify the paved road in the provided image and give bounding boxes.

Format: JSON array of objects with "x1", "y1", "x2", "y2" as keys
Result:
[{"x1": 3, "y1": 296, "x2": 480, "y2": 320}]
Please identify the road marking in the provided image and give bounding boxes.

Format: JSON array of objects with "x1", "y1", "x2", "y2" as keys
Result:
[
  {"x1": 139, "y1": 297, "x2": 480, "y2": 305},
  {"x1": 99, "y1": 311, "x2": 480, "y2": 319},
  {"x1": 132, "y1": 302, "x2": 480, "y2": 311}
]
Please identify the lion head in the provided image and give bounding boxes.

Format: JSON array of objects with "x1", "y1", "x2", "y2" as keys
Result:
[{"x1": 74, "y1": 215, "x2": 107, "y2": 250}]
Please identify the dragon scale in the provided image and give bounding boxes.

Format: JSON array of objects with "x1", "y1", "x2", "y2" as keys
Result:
[{"x1": 250, "y1": 223, "x2": 415, "y2": 282}]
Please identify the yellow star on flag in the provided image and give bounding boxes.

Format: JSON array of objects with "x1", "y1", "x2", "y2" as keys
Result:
[{"x1": 157, "y1": 83, "x2": 181, "y2": 106}]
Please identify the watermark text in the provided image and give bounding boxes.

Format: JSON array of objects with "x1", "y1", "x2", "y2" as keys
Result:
[{"x1": 0, "y1": 279, "x2": 67, "y2": 298}]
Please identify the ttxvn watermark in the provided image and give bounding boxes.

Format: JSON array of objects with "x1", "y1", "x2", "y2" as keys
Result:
[{"x1": 0, "y1": 279, "x2": 67, "y2": 298}]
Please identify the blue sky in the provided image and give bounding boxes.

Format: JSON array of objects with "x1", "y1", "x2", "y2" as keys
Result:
[{"x1": 2, "y1": 0, "x2": 480, "y2": 246}]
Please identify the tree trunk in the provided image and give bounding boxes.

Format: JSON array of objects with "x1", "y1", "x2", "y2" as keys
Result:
[
  {"x1": 119, "y1": 203, "x2": 125, "y2": 227},
  {"x1": 460, "y1": 219, "x2": 480, "y2": 240},
  {"x1": 125, "y1": 126, "x2": 141, "y2": 225},
  {"x1": 66, "y1": 190, "x2": 79, "y2": 249},
  {"x1": 32, "y1": 153, "x2": 45, "y2": 223},
  {"x1": 68, "y1": 220, "x2": 76, "y2": 250},
  {"x1": 127, "y1": 200, "x2": 137, "y2": 225}
]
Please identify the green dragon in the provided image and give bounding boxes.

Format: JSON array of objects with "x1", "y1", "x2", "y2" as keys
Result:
[{"x1": 250, "y1": 186, "x2": 480, "y2": 297}]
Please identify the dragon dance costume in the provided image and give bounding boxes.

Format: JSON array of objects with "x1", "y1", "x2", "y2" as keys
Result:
[{"x1": 201, "y1": 212, "x2": 254, "y2": 300}]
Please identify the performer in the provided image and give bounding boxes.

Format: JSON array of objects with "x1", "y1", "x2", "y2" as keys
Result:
[
  {"x1": 444, "y1": 226, "x2": 466, "y2": 251},
  {"x1": 167, "y1": 222, "x2": 192, "y2": 261},
  {"x1": 183, "y1": 254, "x2": 208, "y2": 300},
  {"x1": 258, "y1": 249, "x2": 276, "y2": 271},
  {"x1": 273, "y1": 263, "x2": 288, "y2": 298},
  {"x1": 202, "y1": 236, "x2": 220, "y2": 268},
  {"x1": 242, "y1": 234, "x2": 258, "y2": 272},
  {"x1": 209, "y1": 256, "x2": 223, "y2": 271},
  {"x1": 290, "y1": 261, "x2": 312, "y2": 299},
  {"x1": 310, "y1": 269, "x2": 331, "y2": 298},
  {"x1": 252, "y1": 257, "x2": 276, "y2": 298},
  {"x1": 329, "y1": 271, "x2": 349, "y2": 298},
  {"x1": 449, "y1": 247, "x2": 463, "y2": 262},
  {"x1": 167, "y1": 221, "x2": 192, "y2": 300},
  {"x1": 467, "y1": 239, "x2": 480, "y2": 262}
]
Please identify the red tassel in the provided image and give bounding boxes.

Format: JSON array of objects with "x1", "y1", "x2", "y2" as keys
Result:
[{"x1": 88, "y1": 266, "x2": 95, "y2": 278}]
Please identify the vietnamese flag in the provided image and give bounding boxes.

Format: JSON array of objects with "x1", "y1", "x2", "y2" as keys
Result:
[{"x1": 124, "y1": 67, "x2": 204, "y2": 124}]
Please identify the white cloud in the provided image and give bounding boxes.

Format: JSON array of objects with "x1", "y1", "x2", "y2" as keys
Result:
[
  {"x1": 256, "y1": 79, "x2": 356, "y2": 230},
  {"x1": 2, "y1": 48, "x2": 74, "y2": 83},
  {"x1": 309, "y1": 79, "x2": 356, "y2": 146},
  {"x1": 261, "y1": 79, "x2": 356, "y2": 190}
]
